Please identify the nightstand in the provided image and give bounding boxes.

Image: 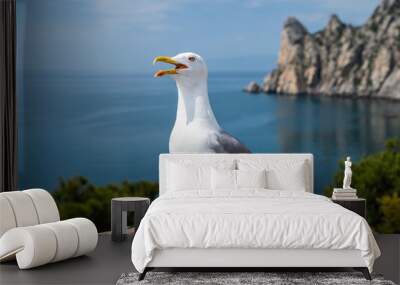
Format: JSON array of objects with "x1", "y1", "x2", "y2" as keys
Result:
[
  {"x1": 332, "y1": 198, "x2": 366, "y2": 218},
  {"x1": 111, "y1": 197, "x2": 150, "y2": 242}
]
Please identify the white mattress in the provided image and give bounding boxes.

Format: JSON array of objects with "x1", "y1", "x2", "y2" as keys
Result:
[{"x1": 131, "y1": 190, "x2": 380, "y2": 273}]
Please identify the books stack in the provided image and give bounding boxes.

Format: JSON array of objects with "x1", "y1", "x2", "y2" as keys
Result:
[{"x1": 332, "y1": 188, "x2": 358, "y2": 200}]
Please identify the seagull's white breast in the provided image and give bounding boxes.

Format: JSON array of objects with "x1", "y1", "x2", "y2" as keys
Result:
[{"x1": 169, "y1": 119, "x2": 219, "y2": 153}]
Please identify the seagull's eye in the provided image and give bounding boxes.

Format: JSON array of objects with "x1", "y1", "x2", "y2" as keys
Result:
[{"x1": 188, "y1": 56, "x2": 196, "y2": 62}]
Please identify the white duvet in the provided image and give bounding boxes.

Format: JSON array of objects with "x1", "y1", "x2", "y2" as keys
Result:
[{"x1": 131, "y1": 190, "x2": 380, "y2": 273}]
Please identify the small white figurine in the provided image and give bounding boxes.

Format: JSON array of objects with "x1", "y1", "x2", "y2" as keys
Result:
[{"x1": 343, "y1": 156, "x2": 352, "y2": 190}]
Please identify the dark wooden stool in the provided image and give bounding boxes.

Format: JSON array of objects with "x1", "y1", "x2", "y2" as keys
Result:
[{"x1": 111, "y1": 197, "x2": 150, "y2": 242}]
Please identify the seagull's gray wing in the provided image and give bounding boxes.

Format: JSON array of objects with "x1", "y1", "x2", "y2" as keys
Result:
[{"x1": 210, "y1": 131, "x2": 251, "y2": 153}]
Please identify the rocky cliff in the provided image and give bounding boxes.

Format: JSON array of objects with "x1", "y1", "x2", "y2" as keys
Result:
[{"x1": 262, "y1": 0, "x2": 400, "y2": 99}]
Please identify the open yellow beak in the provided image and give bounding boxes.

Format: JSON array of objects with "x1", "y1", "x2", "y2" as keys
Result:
[{"x1": 153, "y1": 56, "x2": 188, "y2": 77}]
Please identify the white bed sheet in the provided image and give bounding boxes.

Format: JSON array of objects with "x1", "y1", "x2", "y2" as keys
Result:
[{"x1": 131, "y1": 190, "x2": 380, "y2": 273}]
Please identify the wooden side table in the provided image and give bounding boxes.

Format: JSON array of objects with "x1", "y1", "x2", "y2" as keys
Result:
[
  {"x1": 111, "y1": 197, "x2": 150, "y2": 242},
  {"x1": 332, "y1": 198, "x2": 366, "y2": 218}
]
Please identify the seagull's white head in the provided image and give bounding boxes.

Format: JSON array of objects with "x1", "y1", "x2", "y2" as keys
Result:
[{"x1": 153, "y1": 52, "x2": 207, "y2": 85}]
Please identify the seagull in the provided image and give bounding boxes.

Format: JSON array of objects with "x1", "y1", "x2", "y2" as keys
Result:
[{"x1": 153, "y1": 52, "x2": 250, "y2": 153}]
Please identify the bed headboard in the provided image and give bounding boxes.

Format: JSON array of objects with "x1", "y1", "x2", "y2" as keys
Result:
[{"x1": 159, "y1": 153, "x2": 314, "y2": 195}]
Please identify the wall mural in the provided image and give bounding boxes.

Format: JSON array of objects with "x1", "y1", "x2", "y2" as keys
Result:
[{"x1": 16, "y1": 0, "x2": 400, "y2": 233}]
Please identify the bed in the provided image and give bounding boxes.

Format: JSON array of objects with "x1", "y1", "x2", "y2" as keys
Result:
[{"x1": 131, "y1": 154, "x2": 380, "y2": 280}]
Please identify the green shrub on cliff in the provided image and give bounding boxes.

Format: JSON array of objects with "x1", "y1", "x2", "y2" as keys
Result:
[
  {"x1": 377, "y1": 193, "x2": 400, "y2": 234},
  {"x1": 52, "y1": 177, "x2": 158, "y2": 232},
  {"x1": 324, "y1": 138, "x2": 400, "y2": 234}
]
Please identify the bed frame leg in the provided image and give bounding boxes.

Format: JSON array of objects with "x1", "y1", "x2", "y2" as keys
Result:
[
  {"x1": 354, "y1": 267, "x2": 371, "y2": 280},
  {"x1": 138, "y1": 268, "x2": 148, "y2": 281}
]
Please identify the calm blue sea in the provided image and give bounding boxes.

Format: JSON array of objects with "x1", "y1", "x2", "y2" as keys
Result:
[{"x1": 18, "y1": 71, "x2": 400, "y2": 194}]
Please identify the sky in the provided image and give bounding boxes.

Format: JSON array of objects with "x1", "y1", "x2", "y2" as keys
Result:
[{"x1": 17, "y1": 0, "x2": 379, "y2": 73}]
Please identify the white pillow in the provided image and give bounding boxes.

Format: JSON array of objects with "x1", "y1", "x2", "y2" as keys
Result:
[
  {"x1": 167, "y1": 160, "x2": 236, "y2": 192},
  {"x1": 236, "y1": 169, "x2": 267, "y2": 189},
  {"x1": 211, "y1": 168, "x2": 267, "y2": 191},
  {"x1": 167, "y1": 162, "x2": 208, "y2": 191},
  {"x1": 211, "y1": 168, "x2": 236, "y2": 190},
  {"x1": 237, "y1": 159, "x2": 308, "y2": 191}
]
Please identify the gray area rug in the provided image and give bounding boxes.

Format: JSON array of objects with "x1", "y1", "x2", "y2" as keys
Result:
[{"x1": 116, "y1": 272, "x2": 396, "y2": 285}]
